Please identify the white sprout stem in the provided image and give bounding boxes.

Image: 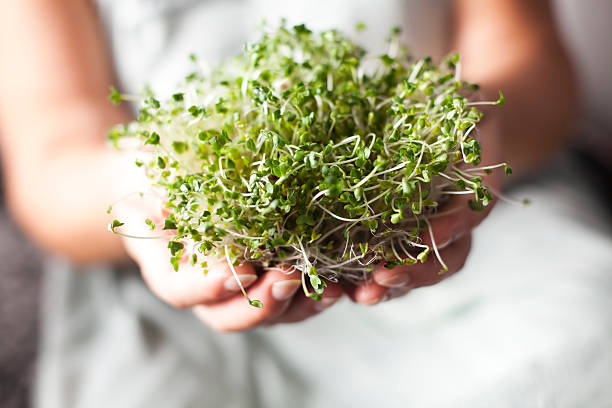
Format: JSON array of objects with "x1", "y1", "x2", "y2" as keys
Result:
[
  {"x1": 316, "y1": 204, "x2": 382, "y2": 222},
  {"x1": 224, "y1": 245, "x2": 250, "y2": 300},
  {"x1": 424, "y1": 218, "x2": 448, "y2": 272},
  {"x1": 465, "y1": 162, "x2": 508, "y2": 172},
  {"x1": 351, "y1": 164, "x2": 382, "y2": 189},
  {"x1": 465, "y1": 101, "x2": 498, "y2": 107},
  {"x1": 488, "y1": 185, "x2": 529, "y2": 207},
  {"x1": 110, "y1": 231, "x2": 170, "y2": 240}
]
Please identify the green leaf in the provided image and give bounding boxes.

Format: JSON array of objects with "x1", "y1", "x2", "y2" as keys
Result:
[
  {"x1": 145, "y1": 132, "x2": 160, "y2": 145},
  {"x1": 145, "y1": 218, "x2": 155, "y2": 230},
  {"x1": 168, "y1": 241, "x2": 184, "y2": 256},
  {"x1": 468, "y1": 199, "x2": 485, "y2": 211},
  {"x1": 309, "y1": 273, "x2": 326, "y2": 294},
  {"x1": 390, "y1": 213, "x2": 401, "y2": 224},
  {"x1": 296, "y1": 214, "x2": 315, "y2": 226},
  {"x1": 109, "y1": 219, "x2": 124, "y2": 232},
  {"x1": 172, "y1": 141, "x2": 188, "y2": 154},
  {"x1": 109, "y1": 86, "x2": 122, "y2": 105},
  {"x1": 249, "y1": 299, "x2": 264, "y2": 308},
  {"x1": 310, "y1": 231, "x2": 322, "y2": 243},
  {"x1": 355, "y1": 22, "x2": 367, "y2": 32},
  {"x1": 170, "y1": 256, "x2": 179, "y2": 272},
  {"x1": 148, "y1": 97, "x2": 161, "y2": 109},
  {"x1": 359, "y1": 242, "x2": 369, "y2": 255},
  {"x1": 496, "y1": 91, "x2": 505, "y2": 106},
  {"x1": 163, "y1": 218, "x2": 177, "y2": 230},
  {"x1": 293, "y1": 24, "x2": 312, "y2": 36},
  {"x1": 417, "y1": 248, "x2": 429, "y2": 263},
  {"x1": 306, "y1": 293, "x2": 322, "y2": 301}
]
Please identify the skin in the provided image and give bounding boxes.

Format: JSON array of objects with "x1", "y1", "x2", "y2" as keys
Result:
[{"x1": 0, "y1": 0, "x2": 575, "y2": 331}]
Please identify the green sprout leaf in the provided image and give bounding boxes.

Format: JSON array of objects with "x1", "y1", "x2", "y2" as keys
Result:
[
  {"x1": 359, "y1": 242, "x2": 369, "y2": 256},
  {"x1": 170, "y1": 256, "x2": 179, "y2": 272},
  {"x1": 355, "y1": 22, "x2": 367, "y2": 32},
  {"x1": 248, "y1": 299, "x2": 264, "y2": 308},
  {"x1": 168, "y1": 240, "x2": 184, "y2": 256},
  {"x1": 417, "y1": 248, "x2": 429, "y2": 263},
  {"x1": 145, "y1": 132, "x2": 160, "y2": 145},
  {"x1": 109, "y1": 86, "x2": 122, "y2": 105},
  {"x1": 109, "y1": 219, "x2": 124, "y2": 232},
  {"x1": 496, "y1": 91, "x2": 505, "y2": 106}
]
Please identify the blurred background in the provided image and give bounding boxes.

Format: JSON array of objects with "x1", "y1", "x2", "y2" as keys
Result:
[
  {"x1": 0, "y1": 173, "x2": 42, "y2": 407},
  {"x1": 0, "y1": 1, "x2": 611, "y2": 407}
]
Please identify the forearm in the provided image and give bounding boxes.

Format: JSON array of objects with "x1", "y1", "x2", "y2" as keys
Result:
[
  {"x1": 6, "y1": 149, "x2": 127, "y2": 263},
  {"x1": 2, "y1": 102, "x2": 131, "y2": 263},
  {"x1": 0, "y1": 0, "x2": 132, "y2": 263},
  {"x1": 453, "y1": 0, "x2": 577, "y2": 179}
]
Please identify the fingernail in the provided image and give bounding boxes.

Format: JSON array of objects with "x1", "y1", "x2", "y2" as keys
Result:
[
  {"x1": 314, "y1": 296, "x2": 341, "y2": 312},
  {"x1": 224, "y1": 274, "x2": 257, "y2": 292},
  {"x1": 271, "y1": 279, "x2": 301, "y2": 301},
  {"x1": 379, "y1": 273, "x2": 411, "y2": 288}
]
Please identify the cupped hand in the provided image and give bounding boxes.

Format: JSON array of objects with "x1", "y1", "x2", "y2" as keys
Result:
[
  {"x1": 349, "y1": 198, "x2": 481, "y2": 305},
  {"x1": 350, "y1": 126, "x2": 504, "y2": 305},
  {"x1": 111, "y1": 175, "x2": 343, "y2": 332}
]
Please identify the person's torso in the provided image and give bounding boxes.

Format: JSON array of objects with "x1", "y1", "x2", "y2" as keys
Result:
[{"x1": 95, "y1": 0, "x2": 452, "y2": 97}]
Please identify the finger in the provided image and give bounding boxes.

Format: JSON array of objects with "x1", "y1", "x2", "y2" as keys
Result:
[
  {"x1": 267, "y1": 281, "x2": 344, "y2": 324},
  {"x1": 373, "y1": 233, "x2": 472, "y2": 289},
  {"x1": 192, "y1": 267, "x2": 302, "y2": 332},
  {"x1": 124, "y1": 236, "x2": 258, "y2": 308},
  {"x1": 384, "y1": 286, "x2": 412, "y2": 302},
  {"x1": 422, "y1": 194, "x2": 492, "y2": 249},
  {"x1": 346, "y1": 280, "x2": 388, "y2": 306},
  {"x1": 424, "y1": 145, "x2": 502, "y2": 248}
]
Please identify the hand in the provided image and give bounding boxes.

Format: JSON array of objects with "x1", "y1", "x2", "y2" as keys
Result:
[
  {"x1": 119, "y1": 208, "x2": 343, "y2": 331},
  {"x1": 349, "y1": 126, "x2": 503, "y2": 305},
  {"x1": 111, "y1": 162, "x2": 343, "y2": 332},
  {"x1": 349, "y1": 202, "x2": 479, "y2": 305}
]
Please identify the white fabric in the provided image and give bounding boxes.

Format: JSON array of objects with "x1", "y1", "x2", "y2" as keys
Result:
[
  {"x1": 35, "y1": 159, "x2": 612, "y2": 408},
  {"x1": 95, "y1": 0, "x2": 451, "y2": 97},
  {"x1": 35, "y1": 1, "x2": 612, "y2": 407}
]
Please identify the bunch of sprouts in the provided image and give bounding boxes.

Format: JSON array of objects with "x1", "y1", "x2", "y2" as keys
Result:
[{"x1": 108, "y1": 24, "x2": 508, "y2": 307}]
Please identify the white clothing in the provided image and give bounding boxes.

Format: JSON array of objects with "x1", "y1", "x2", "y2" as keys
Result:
[{"x1": 35, "y1": 2, "x2": 612, "y2": 407}]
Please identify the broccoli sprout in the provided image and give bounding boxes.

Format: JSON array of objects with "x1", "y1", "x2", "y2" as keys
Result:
[{"x1": 108, "y1": 23, "x2": 508, "y2": 306}]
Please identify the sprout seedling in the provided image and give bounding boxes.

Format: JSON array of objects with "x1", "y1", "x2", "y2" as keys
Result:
[{"x1": 108, "y1": 23, "x2": 510, "y2": 307}]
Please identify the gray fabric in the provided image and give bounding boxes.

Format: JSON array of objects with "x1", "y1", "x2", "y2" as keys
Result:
[
  {"x1": 554, "y1": 0, "x2": 612, "y2": 156},
  {"x1": 0, "y1": 191, "x2": 42, "y2": 407}
]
